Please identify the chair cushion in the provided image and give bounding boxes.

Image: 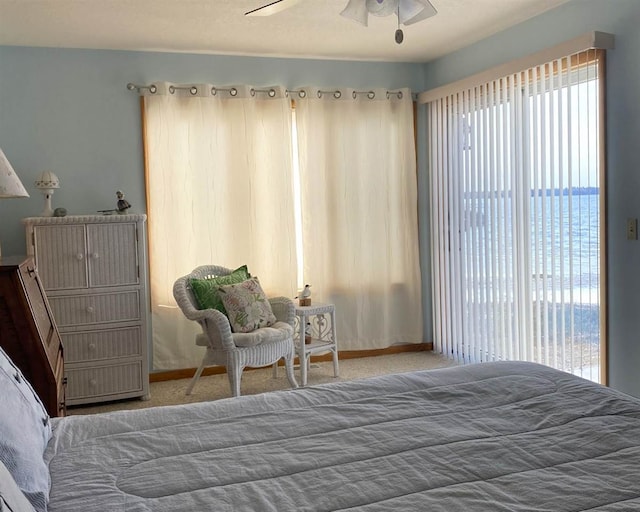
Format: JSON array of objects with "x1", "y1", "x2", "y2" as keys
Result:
[
  {"x1": 218, "y1": 277, "x2": 277, "y2": 333},
  {"x1": 195, "y1": 333, "x2": 211, "y2": 347},
  {"x1": 189, "y1": 265, "x2": 250, "y2": 313},
  {"x1": 233, "y1": 321, "x2": 294, "y2": 347},
  {"x1": 195, "y1": 322, "x2": 293, "y2": 348}
]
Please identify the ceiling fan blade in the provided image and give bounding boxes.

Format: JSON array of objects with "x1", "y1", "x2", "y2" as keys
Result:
[
  {"x1": 340, "y1": 0, "x2": 369, "y2": 26},
  {"x1": 245, "y1": 0, "x2": 302, "y2": 17},
  {"x1": 401, "y1": 0, "x2": 437, "y2": 25}
]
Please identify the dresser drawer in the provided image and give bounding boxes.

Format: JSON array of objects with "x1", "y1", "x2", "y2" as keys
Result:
[
  {"x1": 63, "y1": 327, "x2": 142, "y2": 363},
  {"x1": 65, "y1": 361, "x2": 143, "y2": 400},
  {"x1": 49, "y1": 291, "x2": 140, "y2": 327}
]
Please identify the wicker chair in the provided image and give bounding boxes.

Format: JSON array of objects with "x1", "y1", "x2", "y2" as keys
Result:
[{"x1": 173, "y1": 265, "x2": 298, "y2": 397}]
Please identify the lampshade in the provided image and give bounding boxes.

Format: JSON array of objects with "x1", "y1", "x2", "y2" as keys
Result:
[
  {"x1": 34, "y1": 171, "x2": 60, "y2": 190},
  {"x1": 366, "y1": 0, "x2": 399, "y2": 17},
  {"x1": 0, "y1": 148, "x2": 29, "y2": 259},
  {"x1": 0, "y1": 148, "x2": 29, "y2": 198},
  {"x1": 340, "y1": 0, "x2": 370, "y2": 26},
  {"x1": 402, "y1": 0, "x2": 437, "y2": 25}
]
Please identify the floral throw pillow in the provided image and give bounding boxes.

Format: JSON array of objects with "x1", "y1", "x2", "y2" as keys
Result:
[{"x1": 218, "y1": 277, "x2": 277, "y2": 333}]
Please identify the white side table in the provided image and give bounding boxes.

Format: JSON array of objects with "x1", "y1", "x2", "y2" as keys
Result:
[{"x1": 294, "y1": 302, "x2": 339, "y2": 386}]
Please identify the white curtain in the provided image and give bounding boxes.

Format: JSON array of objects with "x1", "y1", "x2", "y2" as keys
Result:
[
  {"x1": 295, "y1": 88, "x2": 423, "y2": 350},
  {"x1": 144, "y1": 83, "x2": 297, "y2": 369},
  {"x1": 428, "y1": 50, "x2": 603, "y2": 382}
]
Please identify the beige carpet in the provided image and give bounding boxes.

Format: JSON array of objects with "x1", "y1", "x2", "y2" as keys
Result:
[{"x1": 67, "y1": 352, "x2": 457, "y2": 415}]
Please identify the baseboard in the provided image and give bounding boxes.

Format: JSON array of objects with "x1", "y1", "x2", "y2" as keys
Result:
[{"x1": 149, "y1": 342, "x2": 434, "y2": 383}]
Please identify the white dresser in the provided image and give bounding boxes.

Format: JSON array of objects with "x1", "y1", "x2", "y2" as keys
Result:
[{"x1": 23, "y1": 214, "x2": 150, "y2": 406}]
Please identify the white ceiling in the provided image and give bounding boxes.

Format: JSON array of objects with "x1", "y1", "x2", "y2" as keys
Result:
[{"x1": 0, "y1": 0, "x2": 570, "y2": 63}]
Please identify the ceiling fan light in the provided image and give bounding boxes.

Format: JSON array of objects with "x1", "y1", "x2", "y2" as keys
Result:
[
  {"x1": 402, "y1": 0, "x2": 437, "y2": 25},
  {"x1": 365, "y1": 0, "x2": 399, "y2": 17},
  {"x1": 340, "y1": 0, "x2": 369, "y2": 26},
  {"x1": 398, "y1": 0, "x2": 426, "y2": 24}
]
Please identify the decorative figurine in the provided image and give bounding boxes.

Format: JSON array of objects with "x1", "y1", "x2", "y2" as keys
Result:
[
  {"x1": 296, "y1": 284, "x2": 312, "y2": 306},
  {"x1": 116, "y1": 190, "x2": 131, "y2": 214},
  {"x1": 98, "y1": 190, "x2": 132, "y2": 215}
]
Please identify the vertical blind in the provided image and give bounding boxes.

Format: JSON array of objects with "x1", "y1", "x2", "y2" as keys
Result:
[{"x1": 428, "y1": 49, "x2": 604, "y2": 381}]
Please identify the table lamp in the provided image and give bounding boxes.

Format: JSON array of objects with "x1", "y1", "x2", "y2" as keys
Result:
[
  {"x1": 34, "y1": 170, "x2": 60, "y2": 217},
  {"x1": 0, "y1": 148, "x2": 30, "y2": 258}
]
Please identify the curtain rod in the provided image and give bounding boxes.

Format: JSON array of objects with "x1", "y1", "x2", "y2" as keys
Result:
[{"x1": 126, "y1": 83, "x2": 409, "y2": 100}]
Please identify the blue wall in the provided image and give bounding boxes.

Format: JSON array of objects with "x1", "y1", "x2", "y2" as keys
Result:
[
  {"x1": 0, "y1": 46, "x2": 423, "y2": 255},
  {"x1": 422, "y1": 0, "x2": 640, "y2": 396},
  {"x1": 2, "y1": 0, "x2": 640, "y2": 396}
]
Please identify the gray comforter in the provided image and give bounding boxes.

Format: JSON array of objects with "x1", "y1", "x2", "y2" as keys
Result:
[{"x1": 45, "y1": 361, "x2": 640, "y2": 511}]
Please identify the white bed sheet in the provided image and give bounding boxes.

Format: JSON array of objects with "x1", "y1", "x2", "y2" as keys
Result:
[{"x1": 45, "y1": 361, "x2": 640, "y2": 511}]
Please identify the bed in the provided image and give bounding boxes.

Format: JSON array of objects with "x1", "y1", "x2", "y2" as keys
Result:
[{"x1": 3, "y1": 346, "x2": 640, "y2": 512}]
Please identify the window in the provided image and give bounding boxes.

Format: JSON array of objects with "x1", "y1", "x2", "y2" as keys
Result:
[{"x1": 142, "y1": 85, "x2": 423, "y2": 369}]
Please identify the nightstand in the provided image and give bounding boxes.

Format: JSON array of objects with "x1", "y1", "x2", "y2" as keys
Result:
[{"x1": 294, "y1": 302, "x2": 339, "y2": 386}]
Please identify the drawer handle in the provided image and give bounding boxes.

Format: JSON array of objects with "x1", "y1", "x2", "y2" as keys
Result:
[
  {"x1": 86, "y1": 306, "x2": 95, "y2": 314},
  {"x1": 76, "y1": 253, "x2": 84, "y2": 261},
  {"x1": 89, "y1": 379, "x2": 97, "y2": 387},
  {"x1": 91, "y1": 253, "x2": 100, "y2": 259},
  {"x1": 88, "y1": 343, "x2": 96, "y2": 351}
]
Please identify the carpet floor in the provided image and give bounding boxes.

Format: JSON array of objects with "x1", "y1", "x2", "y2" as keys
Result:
[{"x1": 67, "y1": 351, "x2": 457, "y2": 415}]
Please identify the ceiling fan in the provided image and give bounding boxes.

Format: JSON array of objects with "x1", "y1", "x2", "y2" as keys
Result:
[
  {"x1": 244, "y1": 0, "x2": 303, "y2": 17},
  {"x1": 245, "y1": 0, "x2": 437, "y2": 44}
]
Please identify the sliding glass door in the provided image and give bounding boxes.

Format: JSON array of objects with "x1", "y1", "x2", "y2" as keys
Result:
[{"x1": 429, "y1": 49, "x2": 605, "y2": 383}]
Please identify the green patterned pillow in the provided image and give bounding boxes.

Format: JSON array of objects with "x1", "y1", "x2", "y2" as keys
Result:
[
  {"x1": 189, "y1": 265, "x2": 250, "y2": 313},
  {"x1": 218, "y1": 277, "x2": 276, "y2": 333}
]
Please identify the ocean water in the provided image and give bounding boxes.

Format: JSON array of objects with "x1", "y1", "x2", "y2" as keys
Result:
[
  {"x1": 461, "y1": 190, "x2": 600, "y2": 305},
  {"x1": 531, "y1": 192, "x2": 600, "y2": 305},
  {"x1": 459, "y1": 190, "x2": 601, "y2": 380}
]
